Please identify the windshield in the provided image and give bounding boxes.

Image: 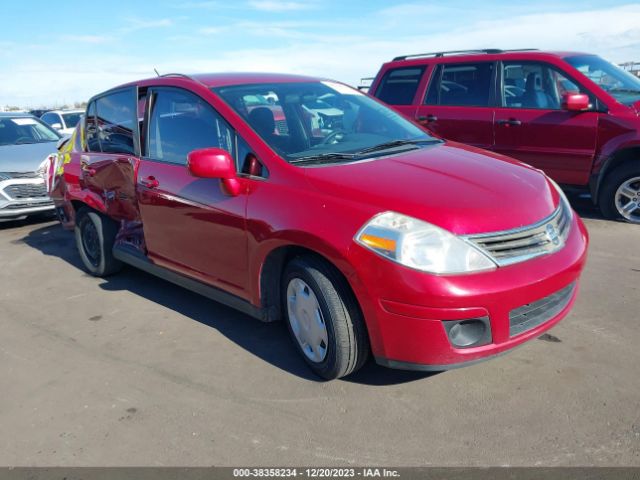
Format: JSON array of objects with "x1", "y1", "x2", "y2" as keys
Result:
[
  {"x1": 62, "y1": 112, "x2": 82, "y2": 129},
  {"x1": 565, "y1": 55, "x2": 640, "y2": 105},
  {"x1": 0, "y1": 116, "x2": 60, "y2": 146},
  {"x1": 213, "y1": 81, "x2": 438, "y2": 164}
]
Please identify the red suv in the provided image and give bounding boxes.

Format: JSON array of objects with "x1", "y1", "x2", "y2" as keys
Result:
[
  {"x1": 371, "y1": 49, "x2": 640, "y2": 223},
  {"x1": 51, "y1": 73, "x2": 588, "y2": 379}
]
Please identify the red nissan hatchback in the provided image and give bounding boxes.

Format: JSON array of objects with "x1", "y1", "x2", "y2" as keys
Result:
[{"x1": 51, "y1": 73, "x2": 589, "y2": 379}]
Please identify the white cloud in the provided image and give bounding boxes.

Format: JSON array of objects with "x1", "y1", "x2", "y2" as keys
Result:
[
  {"x1": 198, "y1": 26, "x2": 225, "y2": 35},
  {"x1": 122, "y1": 17, "x2": 173, "y2": 32},
  {"x1": 248, "y1": 1, "x2": 314, "y2": 12},
  {"x1": 61, "y1": 35, "x2": 112, "y2": 44},
  {"x1": 173, "y1": 1, "x2": 222, "y2": 9},
  {"x1": 2, "y1": 3, "x2": 640, "y2": 106}
]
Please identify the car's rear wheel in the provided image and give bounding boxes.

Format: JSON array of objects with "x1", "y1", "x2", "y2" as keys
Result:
[
  {"x1": 282, "y1": 255, "x2": 369, "y2": 380},
  {"x1": 75, "y1": 207, "x2": 123, "y2": 277}
]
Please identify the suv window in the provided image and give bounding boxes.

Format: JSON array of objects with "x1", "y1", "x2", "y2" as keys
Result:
[
  {"x1": 95, "y1": 89, "x2": 136, "y2": 155},
  {"x1": 501, "y1": 61, "x2": 584, "y2": 110},
  {"x1": 41, "y1": 112, "x2": 60, "y2": 127},
  {"x1": 425, "y1": 62, "x2": 494, "y2": 107},
  {"x1": 147, "y1": 88, "x2": 234, "y2": 165},
  {"x1": 85, "y1": 101, "x2": 101, "y2": 152},
  {"x1": 375, "y1": 67, "x2": 425, "y2": 105}
]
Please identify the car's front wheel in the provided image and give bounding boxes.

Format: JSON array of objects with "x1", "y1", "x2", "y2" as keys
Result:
[
  {"x1": 599, "y1": 164, "x2": 640, "y2": 224},
  {"x1": 282, "y1": 256, "x2": 369, "y2": 380},
  {"x1": 75, "y1": 207, "x2": 123, "y2": 277}
]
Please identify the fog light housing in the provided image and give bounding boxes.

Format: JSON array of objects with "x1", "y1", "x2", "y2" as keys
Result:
[{"x1": 443, "y1": 317, "x2": 492, "y2": 348}]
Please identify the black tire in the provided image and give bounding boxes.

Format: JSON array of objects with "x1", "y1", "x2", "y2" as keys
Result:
[
  {"x1": 74, "y1": 207, "x2": 123, "y2": 277},
  {"x1": 282, "y1": 255, "x2": 369, "y2": 380},
  {"x1": 598, "y1": 163, "x2": 640, "y2": 223}
]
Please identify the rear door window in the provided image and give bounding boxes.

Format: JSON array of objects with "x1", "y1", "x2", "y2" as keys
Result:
[
  {"x1": 425, "y1": 62, "x2": 494, "y2": 107},
  {"x1": 95, "y1": 89, "x2": 137, "y2": 155},
  {"x1": 375, "y1": 67, "x2": 425, "y2": 105}
]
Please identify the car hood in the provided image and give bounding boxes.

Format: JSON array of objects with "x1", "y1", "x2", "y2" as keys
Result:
[
  {"x1": 0, "y1": 141, "x2": 58, "y2": 173},
  {"x1": 632, "y1": 100, "x2": 640, "y2": 115},
  {"x1": 303, "y1": 142, "x2": 559, "y2": 235}
]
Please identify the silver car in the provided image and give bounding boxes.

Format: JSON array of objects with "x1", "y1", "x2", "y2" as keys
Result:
[{"x1": 0, "y1": 112, "x2": 60, "y2": 221}]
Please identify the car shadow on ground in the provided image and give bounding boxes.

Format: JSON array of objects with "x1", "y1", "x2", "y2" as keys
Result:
[
  {"x1": 11, "y1": 196, "x2": 610, "y2": 385},
  {"x1": 15, "y1": 219, "x2": 433, "y2": 385}
]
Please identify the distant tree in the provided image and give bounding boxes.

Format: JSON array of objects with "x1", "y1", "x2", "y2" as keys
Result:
[{"x1": 74, "y1": 101, "x2": 88, "y2": 108}]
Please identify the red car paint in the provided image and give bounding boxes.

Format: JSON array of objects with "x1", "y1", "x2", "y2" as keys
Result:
[
  {"x1": 52, "y1": 72, "x2": 588, "y2": 371},
  {"x1": 370, "y1": 50, "x2": 640, "y2": 202}
]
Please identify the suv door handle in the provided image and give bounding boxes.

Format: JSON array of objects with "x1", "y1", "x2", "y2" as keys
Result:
[
  {"x1": 496, "y1": 118, "x2": 522, "y2": 126},
  {"x1": 140, "y1": 176, "x2": 159, "y2": 189},
  {"x1": 417, "y1": 114, "x2": 438, "y2": 123}
]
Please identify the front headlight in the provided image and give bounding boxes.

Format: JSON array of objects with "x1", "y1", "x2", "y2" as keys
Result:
[
  {"x1": 355, "y1": 211, "x2": 497, "y2": 274},
  {"x1": 547, "y1": 177, "x2": 574, "y2": 221}
]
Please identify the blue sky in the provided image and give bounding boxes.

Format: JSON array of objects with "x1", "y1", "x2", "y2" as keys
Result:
[{"x1": 1, "y1": 0, "x2": 639, "y2": 107}]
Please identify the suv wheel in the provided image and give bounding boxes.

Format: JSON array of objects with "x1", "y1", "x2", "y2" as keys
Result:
[
  {"x1": 282, "y1": 256, "x2": 369, "y2": 380},
  {"x1": 599, "y1": 164, "x2": 640, "y2": 223},
  {"x1": 75, "y1": 207, "x2": 123, "y2": 277}
]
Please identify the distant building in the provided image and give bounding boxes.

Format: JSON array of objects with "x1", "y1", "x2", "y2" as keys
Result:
[{"x1": 620, "y1": 62, "x2": 640, "y2": 77}]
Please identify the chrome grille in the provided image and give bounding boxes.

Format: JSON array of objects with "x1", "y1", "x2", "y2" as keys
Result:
[
  {"x1": 3, "y1": 171, "x2": 41, "y2": 179},
  {"x1": 3, "y1": 183, "x2": 48, "y2": 200},
  {"x1": 509, "y1": 282, "x2": 576, "y2": 337},
  {"x1": 466, "y1": 202, "x2": 572, "y2": 266},
  {"x1": 4, "y1": 200, "x2": 53, "y2": 210}
]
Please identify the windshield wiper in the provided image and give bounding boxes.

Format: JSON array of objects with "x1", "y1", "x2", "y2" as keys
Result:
[
  {"x1": 289, "y1": 152, "x2": 359, "y2": 165},
  {"x1": 608, "y1": 88, "x2": 640, "y2": 94},
  {"x1": 356, "y1": 138, "x2": 440, "y2": 155}
]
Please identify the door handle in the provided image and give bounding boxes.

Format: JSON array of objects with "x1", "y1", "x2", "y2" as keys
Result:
[
  {"x1": 417, "y1": 114, "x2": 438, "y2": 123},
  {"x1": 140, "y1": 176, "x2": 159, "y2": 189},
  {"x1": 496, "y1": 118, "x2": 522, "y2": 126}
]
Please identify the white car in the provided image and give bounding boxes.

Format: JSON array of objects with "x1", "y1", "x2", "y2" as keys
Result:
[{"x1": 40, "y1": 110, "x2": 83, "y2": 135}]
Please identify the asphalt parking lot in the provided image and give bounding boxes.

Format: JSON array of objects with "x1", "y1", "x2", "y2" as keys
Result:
[{"x1": 0, "y1": 197, "x2": 638, "y2": 467}]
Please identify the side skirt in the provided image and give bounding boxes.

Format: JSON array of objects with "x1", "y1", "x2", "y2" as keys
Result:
[{"x1": 112, "y1": 244, "x2": 267, "y2": 322}]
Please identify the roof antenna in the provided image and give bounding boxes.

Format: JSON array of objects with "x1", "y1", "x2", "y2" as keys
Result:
[{"x1": 154, "y1": 68, "x2": 161, "y2": 77}]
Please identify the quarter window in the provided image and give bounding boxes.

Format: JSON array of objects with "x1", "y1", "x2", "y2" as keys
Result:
[
  {"x1": 85, "y1": 101, "x2": 101, "y2": 153},
  {"x1": 425, "y1": 62, "x2": 494, "y2": 107},
  {"x1": 375, "y1": 67, "x2": 425, "y2": 105},
  {"x1": 146, "y1": 88, "x2": 234, "y2": 165},
  {"x1": 95, "y1": 89, "x2": 136, "y2": 155}
]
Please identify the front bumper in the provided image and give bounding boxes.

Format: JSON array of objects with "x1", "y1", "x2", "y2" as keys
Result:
[
  {"x1": 0, "y1": 177, "x2": 54, "y2": 220},
  {"x1": 348, "y1": 213, "x2": 589, "y2": 369}
]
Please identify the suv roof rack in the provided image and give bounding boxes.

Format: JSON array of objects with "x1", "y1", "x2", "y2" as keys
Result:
[{"x1": 392, "y1": 49, "x2": 539, "y2": 61}]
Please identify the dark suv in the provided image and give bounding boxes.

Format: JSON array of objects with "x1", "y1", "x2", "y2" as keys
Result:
[{"x1": 370, "y1": 49, "x2": 640, "y2": 223}]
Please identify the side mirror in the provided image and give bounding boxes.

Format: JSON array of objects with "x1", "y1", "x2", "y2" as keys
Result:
[
  {"x1": 51, "y1": 122, "x2": 63, "y2": 130},
  {"x1": 562, "y1": 93, "x2": 590, "y2": 112},
  {"x1": 187, "y1": 147, "x2": 241, "y2": 196}
]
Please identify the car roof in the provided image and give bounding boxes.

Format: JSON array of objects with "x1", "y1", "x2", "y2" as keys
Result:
[
  {"x1": 114, "y1": 72, "x2": 327, "y2": 91},
  {"x1": 0, "y1": 112, "x2": 35, "y2": 118},
  {"x1": 383, "y1": 49, "x2": 594, "y2": 67},
  {"x1": 44, "y1": 109, "x2": 84, "y2": 114}
]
